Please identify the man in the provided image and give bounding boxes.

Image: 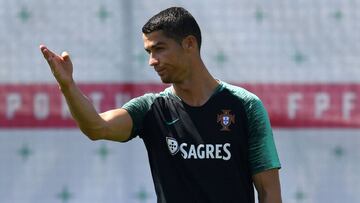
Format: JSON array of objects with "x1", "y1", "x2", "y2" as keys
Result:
[{"x1": 40, "y1": 7, "x2": 281, "y2": 203}]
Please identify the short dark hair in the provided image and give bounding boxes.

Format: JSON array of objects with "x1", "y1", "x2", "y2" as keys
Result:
[{"x1": 142, "y1": 7, "x2": 202, "y2": 50}]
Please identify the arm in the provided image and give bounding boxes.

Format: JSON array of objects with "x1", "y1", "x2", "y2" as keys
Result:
[
  {"x1": 40, "y1": 45, "x2": 132, "y2": 142},
  {"x1": 253, "y1": 169, "x2": 282, "y2": 203},
  {"x1": 243, "y1": 95, "x2": 282, "y2": 202}
]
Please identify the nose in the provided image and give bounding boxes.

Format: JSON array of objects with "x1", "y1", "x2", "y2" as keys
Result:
[{"x1": 149, "y1": 54, "x2": 159, "y2": 66}]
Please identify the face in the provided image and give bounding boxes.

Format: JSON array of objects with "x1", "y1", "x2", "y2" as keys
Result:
[{"x1": 143, "y1": 31, "x2": 190, "y2": 84}]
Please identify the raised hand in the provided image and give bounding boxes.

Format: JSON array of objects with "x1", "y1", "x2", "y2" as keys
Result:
[{"x1": 40, "y1": 44, "x2": 74, "y2": 88}]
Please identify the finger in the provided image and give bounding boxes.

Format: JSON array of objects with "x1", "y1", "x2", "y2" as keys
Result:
[
  {"x1": 39, "y1": 45, "x2": 61, "y2": 73},
  {"x1": 39, "y1": 44, "x2": 50, "y2": 58},
  {"x1": 39, "y1": 44, "x2": 56, "y2": 61}
]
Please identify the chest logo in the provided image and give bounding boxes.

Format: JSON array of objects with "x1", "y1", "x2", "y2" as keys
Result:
[
  {"x1": 165, "y1": 118, "x2": 179, "y2": 126},
  {"x1": 166, "y1": 137, "x2": 179, "y2": 155},
  {"x1": 217, "y1": 109, "x2": 235, "y2": 131}
]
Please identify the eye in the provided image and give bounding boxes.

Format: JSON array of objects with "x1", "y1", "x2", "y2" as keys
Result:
[{"x1": 155, "y1": 47, "x2": 164, "y2": 51}]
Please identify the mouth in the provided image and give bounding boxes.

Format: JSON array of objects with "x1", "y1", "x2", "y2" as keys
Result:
[{"x1": 155, "y1": 67, "x2": 166, "y2": 75}]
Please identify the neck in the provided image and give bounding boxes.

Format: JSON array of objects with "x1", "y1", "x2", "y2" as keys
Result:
[{"x1": 172, "y1": 60, "x2": 219, "y2": 107}]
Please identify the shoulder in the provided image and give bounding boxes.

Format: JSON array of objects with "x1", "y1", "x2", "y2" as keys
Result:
[
  {"x1": 122, "y1": 86, "x2": 172, "y2": 111},
  {"x1": 120, "y1": 86, "x2": 173, "y2": 139},
  {"x1": 221, "y1": 81, "x2": 261, "y2": 104},
  {"x1": 220, "y1": 81, "x2": 268, "y2": 121}
]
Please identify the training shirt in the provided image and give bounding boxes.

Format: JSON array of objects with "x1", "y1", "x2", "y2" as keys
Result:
[{"x1": 122, "y1": 81, "x2": 281, "y2": 203}]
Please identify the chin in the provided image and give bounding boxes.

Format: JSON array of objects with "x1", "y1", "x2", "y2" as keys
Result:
[
  {"x1": 159, "y1": 76, "x2": 172, "y2": 84},
  {"x1": 160, "y1": 79, "x2": 172, "y2": 84}
]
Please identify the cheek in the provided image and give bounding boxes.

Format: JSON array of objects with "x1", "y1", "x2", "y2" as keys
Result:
[
  {"x1": 161, "y1": 52, "x2": 177, "y2": 65},
  {"x1": 176, "y1": 53, "x2": 188, "y2": 67},
  {"x1": 162, "y1": 47, "x2": 185, "y2": 66},
  {"x1": 173, "y1": 50, "x2": 186, "y2": 64}
]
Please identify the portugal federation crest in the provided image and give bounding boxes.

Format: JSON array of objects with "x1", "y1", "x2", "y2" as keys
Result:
[
  {"x1": 217, "y1": 110, "x2": 235, "y2": 131},
  {"x1": 166, "y1": 137, "x2": 179, "y2": 155}
]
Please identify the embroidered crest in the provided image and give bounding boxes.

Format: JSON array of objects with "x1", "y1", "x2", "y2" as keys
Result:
[{"x1": 217, "y1": 110, "x2": 235, "y2": 131}]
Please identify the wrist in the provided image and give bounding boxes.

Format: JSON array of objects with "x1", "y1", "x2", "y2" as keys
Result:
[{"x1": 59, "y1": 79, "x2": 76, "y2": 93}]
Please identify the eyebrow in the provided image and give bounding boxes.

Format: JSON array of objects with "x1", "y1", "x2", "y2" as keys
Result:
[{"x1": 144, "y1": 42, "x2": 166, "y2": 53}]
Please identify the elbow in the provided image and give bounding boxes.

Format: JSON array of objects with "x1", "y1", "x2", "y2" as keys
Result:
[
  {"x1": 79, "y1": 126, "x2": 104, "y2": 141},
  {"x1": 86, "y1": 134, "x2": 101, "y2": 141}
]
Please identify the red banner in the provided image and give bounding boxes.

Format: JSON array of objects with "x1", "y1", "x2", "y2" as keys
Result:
[{"x1": 0, "y1": 83, "x2": 359, "y2": 128}]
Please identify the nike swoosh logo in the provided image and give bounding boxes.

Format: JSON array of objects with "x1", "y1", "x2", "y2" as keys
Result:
[{"x1": 165, "y1": 118, "x2": 179, "y2": 126}]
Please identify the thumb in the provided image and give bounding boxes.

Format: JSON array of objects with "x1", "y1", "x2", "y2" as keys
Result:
[{"x1": 61, "y1": 51, "x2": 71, "y2": 62}]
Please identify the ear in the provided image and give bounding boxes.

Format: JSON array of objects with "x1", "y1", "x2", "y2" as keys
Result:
[{"x1": 182, "y1": 35, "x2": 198, "y2": 52}]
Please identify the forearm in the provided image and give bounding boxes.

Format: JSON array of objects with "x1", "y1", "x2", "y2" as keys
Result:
[{"x1": 60, "y1": 82, "x2": 106, "y2": 139}]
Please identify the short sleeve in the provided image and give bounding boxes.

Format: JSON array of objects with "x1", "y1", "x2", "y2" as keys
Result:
[
  {"x1": 122, "y1": 93, "x2": 157, "y2": 140},
  {"x1": 245, "y1": 96, "x2": 281, "y2": 175}
]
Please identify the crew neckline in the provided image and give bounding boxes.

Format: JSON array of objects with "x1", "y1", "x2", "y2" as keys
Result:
[{"x1": 169, "y1": 81, "x2": 225, "y2": 108}]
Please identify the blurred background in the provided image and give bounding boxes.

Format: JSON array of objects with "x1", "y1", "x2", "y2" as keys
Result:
[{"x1": 0, "y1": 0, "x2": 359, "y2": 203}]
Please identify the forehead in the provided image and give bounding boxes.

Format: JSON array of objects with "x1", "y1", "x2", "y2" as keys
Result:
[{"x1": 142, "y1": 31, "x2": 173, "y2": 47}]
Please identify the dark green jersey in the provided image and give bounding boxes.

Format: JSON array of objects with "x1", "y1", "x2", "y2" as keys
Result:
[{"x1": 122, "y1": 81, "x2": 281, "y2": 203}]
